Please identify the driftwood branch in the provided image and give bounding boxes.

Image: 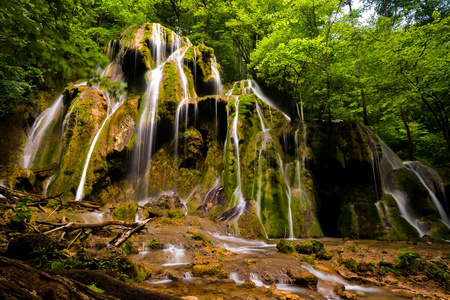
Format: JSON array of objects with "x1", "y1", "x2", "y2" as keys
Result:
[
  {"x1": 65, "y1": 200, "x2": 100, "y2": 209},
  {"x1": 110, "y1": 219, "x2": 151, "y2": 247},
  {"x1": 36, "y1": 218, "x2": 151, "y2": 247},
  {"x1": 37, "y1": 219, "x2": 141, "y2": 230}
]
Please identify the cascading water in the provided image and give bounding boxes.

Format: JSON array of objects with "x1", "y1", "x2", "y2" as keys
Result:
[
  {"x1": 278, "y1": 156, "x2": 294, "y2": 239},
  {"x1": 22, "y1": 95, "x2": 64, "y2": 169},
  {"x1": 161, "y1": 245, "x2": 190, "y2": 266},
  {"x1": 379, "y1": 141, "x2": 427, "y2": 236},
  {"x1": 75, "y1": 46, "x2": 126, "y2": 201},
  {"x1": 133, "y1": 23, "x2": 193, "y2": 199},
  {"x1": 210, "y1": 57, "x2": 222, "y2": 95},
  {"x1": 250, "y1": 79, "x2": 290, "y2": 121},
  {"x1": 227, "y1": 96, "x2": 246, "y2": 220},
  {"x1": 405, "y1": 161, "x2": 450, "y2": 228}
]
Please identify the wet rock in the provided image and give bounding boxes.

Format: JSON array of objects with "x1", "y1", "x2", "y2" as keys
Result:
[
  {"x1": 112, "y1": 199, "x2": 138, "y2": 222},
  {"x1": 144, "y1": 193, "x2": 184, "y2": 218},
  {"x1": 4, "y1": 164, "x2": 36, "y2": 191},
  {"x1": 334, "y1": 282, "x2": 356, "y2": 299},
  {"x1": 286, "y1": 269, "x2": 318, "y2": 289}
]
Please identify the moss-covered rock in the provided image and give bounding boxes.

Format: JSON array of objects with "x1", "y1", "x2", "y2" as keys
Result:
[
  {"x1": 276, "y1": 239, "x2": 295, "y2": 253},
  {"x1": 286, "y1": 269, "x2": 318, "y2": 289},
  {"x1": 49, "y1": 88, "x2": 108, "y2": 199},
  {"x1": 143, "y1": 193, "x2": 184, "y2": 219},
  {"x1": 112, "y1": 199, "x2": 138, "y2": 222},
  {"x1": 392, "y1": 169, "x2": 437, "y2": 219},
  {"x1": 4, "y1": 164, "x2": 36, "y2": 191}
]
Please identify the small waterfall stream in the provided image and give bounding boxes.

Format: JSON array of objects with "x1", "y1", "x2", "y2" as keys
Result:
[
  {"x1": 75, "y1": 47, "x2": 126, "y2": 200},
  {"x1": 228, "y1": 96, "x2": 246, "y2": 220},
  {"x1": 379, "y1": 141, "x2": 427, "y2": 236},
  {"x1": 405, "y1": 161, "x2": 450, "y2": 228},
  {"x1": 22, "y1": 95, "x2": 64, "y2": 169}
]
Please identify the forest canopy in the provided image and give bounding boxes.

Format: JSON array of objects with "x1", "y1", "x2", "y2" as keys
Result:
[{"x1": 1, "y1": 0, "x2": 449, "y2": 164}]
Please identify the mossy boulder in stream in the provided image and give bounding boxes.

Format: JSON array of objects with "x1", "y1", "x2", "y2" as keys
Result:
[{"x1": 112, "y1": 199, "x2": 138, "y2": 222}]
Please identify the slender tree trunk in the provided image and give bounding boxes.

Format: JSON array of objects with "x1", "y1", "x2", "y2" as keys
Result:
[
  {"x1": 348, "y1": 0, "x2": 368, "y2": 125},
  {"x1": 398, "y1": 102, "x2": 414, "y2": 159}
]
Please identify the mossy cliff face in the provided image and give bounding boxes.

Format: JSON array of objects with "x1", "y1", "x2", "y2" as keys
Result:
[
  {"x1": 307, "y1": 121, "x2": 383, "y2": 238},
  {"x1": 221, "y1": 84, "x2": 322, "y2": 238},
  {"x1": 49, "y1": 89, "x2": 108, "y2": 198}
]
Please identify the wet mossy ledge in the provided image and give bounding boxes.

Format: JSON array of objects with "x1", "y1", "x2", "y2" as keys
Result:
[{"x1": 3, "y1": 23, "x2": 449, "y2": 242}]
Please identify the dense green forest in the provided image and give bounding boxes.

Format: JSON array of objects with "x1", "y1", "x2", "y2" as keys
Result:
[{"x1": 1, "y1": 0, "x2": 449, "y2": 164}]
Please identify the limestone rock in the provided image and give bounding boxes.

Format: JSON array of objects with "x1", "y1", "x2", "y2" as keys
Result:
[{"x1": 112, "y1": 199, "x2": 138, "y2": 222}]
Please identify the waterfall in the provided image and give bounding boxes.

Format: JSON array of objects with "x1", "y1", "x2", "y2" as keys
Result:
[
  {"x1": 173, "y1": 43, "x2": 196, "y2": 184},
  {"x1": 22, "y1": 95, "x2": 64, "y2": 169},
  {"x1": 228, "y1": 96, "x2": 246, "y2": 218},
  {"x1": 210, "y1": 57, "x2": 222, "y2": 95},
  {"x1": 75, "y1": 45, "x2": 126, "y2": 200},
  {"x1": 379, "y1": 141, "x2": 427, "y2": 236},
  {"x1": 250, "y1": 80, "x2": 290, "y2": 121},
  {"x1": 132, "y1": 23, "x2": 196, "y2": 199},
  {"x1": 404, "y1": 161, "x2": 450, "y2": 228}
]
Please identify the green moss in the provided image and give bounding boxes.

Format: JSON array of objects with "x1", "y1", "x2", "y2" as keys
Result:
[
  {"x1": 192, "y1": 263, "x2": 227, "y2": 278},
  {"x1": 393, "y1": 169, "x2": 436, "y2": 218},
  {"x1": 187, "y1": 229, "x2": 212, "y2": 244},
  {"x1": 338, "y1": 205, "x2": 359, "y2": 237},
  {"x1": 146, "y1": 238, "x2": 164, "y2": 249},
  {"x1": 49, "y1": 89, "x2": 108, "y2": 199},
  {"x1": 112, "y1": 200, "x2": 138, "y2": 222},
  {"x1": 276, "y1": 239, "x2": 295, "y2": 253},
  {"x1": 295, "y1": 240, "x2": 332, "y2": 260}
]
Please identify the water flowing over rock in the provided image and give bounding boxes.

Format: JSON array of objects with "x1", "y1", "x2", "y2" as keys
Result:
[{"x1": 10, "y1": 23, "x2": 450, "y2": 240}]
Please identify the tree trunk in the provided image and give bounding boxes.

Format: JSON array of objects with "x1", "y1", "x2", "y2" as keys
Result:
[
  {"x1": 348, "y1": 0, "x2": 368, "y2": 125},
  {"x1": 399, "y1": 102, "x2": 414, "y2": 159}
]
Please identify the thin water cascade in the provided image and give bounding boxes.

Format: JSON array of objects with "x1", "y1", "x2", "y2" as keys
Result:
[
  {"x1": 278, "y1": 155, "x2": 294, "y2": 239},
  {"x1": 211, "y1": 56, "x2": 222, "y2": 137},
  {"x1": 405, "y1": 161, "x2": 450, "y2": 228},
  {"x1": 173, "y1": 44, "x2": 196, "y2": 179},
  {"x1": 302, "y1": 264, "x2": 389, "y2": 297},
  {"x1": 229, "y1": 272, "x2": 245, "y2": 284},
  {"x1": 358, "y1": 123, "x2": 380, "y2": 201},
  {"x1": 210, "y1": 57, "x2": 222, "y2": 95},
  {"x1": 75, "y1": 47, "x2": 126, "y2": 200},
  {"x1": 249, "y1": 80, "x2": 290, "y2": 121},
  {"x1": 379, "y1": 141, "x2": 427, "y2": 236},
  {"x1": 254, "y1": 101, "x2": 272, "y2": 238},
  {"x1": 250, "y1": 273, "x2": 270, "y2": 288},
  {"x1": 133, "y1": 23, "x2": 192, "y2": 199},
  {"x1": 42, "y1": 175, "x2": 56, "y2": 197},
  {"x1": 228, "y1": 96, "x2": 246, "y2": 219},
  {"x1": 22, "y1": 95, "x2": 64, "y2": 169}
]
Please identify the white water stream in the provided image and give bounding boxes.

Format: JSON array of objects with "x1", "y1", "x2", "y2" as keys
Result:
[
  {"x1": 161, "y1": 245, "x2": 190, "y2": 266},
  {"x1": 22, "y1": 96, "x2": 64, "y2": 169}
]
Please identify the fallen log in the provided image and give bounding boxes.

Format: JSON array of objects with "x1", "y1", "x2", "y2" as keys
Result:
[
  {"x1": 110, "y1": 218, "x2": 151, "y2": 247},
  {"x1": 37, "y1": 219, "x2": 144, "y2": 232},
  {"x1": 65, "y1": 200, "x2": 100, "y2": 209}
]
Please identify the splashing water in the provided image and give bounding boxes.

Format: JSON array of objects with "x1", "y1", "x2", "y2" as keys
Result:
[
  {"x1": 161, "y1": 245, "x2": 190, "y2": 266},
  {"x1": 229, "y1": 272, "x2": 244, "y2": 284}
]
